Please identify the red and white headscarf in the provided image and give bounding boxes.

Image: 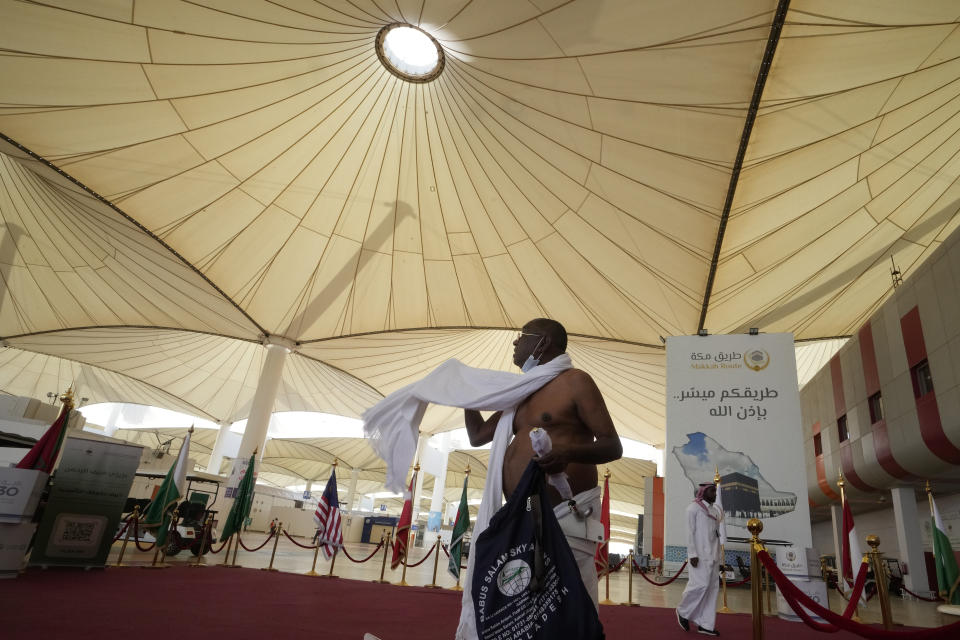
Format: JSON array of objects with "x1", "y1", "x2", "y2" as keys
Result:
[{"x1": 694, "y1": 483, "x2": 718, "y2": 521}]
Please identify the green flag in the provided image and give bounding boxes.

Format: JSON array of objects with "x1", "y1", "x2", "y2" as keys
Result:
[
  {"x1": 220, "y1": 452, "x2": 256, "y2": 542},
  {"x1": 141, "y1": 429, "x2": 192, "y2": 547},
  {"x1": 448, "y1": 475, "x2": 470, "y2": 580},
  {"x1": 930, "y1": 492, "x2": 960, "y2": 604}
]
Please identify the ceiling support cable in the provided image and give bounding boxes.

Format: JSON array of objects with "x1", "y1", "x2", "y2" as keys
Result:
[{"x1": 697, "y1": 0, "x2": 791, "y2": 332}]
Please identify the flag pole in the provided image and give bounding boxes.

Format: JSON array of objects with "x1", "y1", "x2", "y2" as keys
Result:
[
  {"x1": 450, "y1": 465, "x2": 470, "y2": 592},
  {"x1": 838, "y1": 468, "x2": 861, "y2": 622},
  {"x1": 397, "y1": 461, "x2": 420, "y2": 587},
  {"x1": 716, "y1": 465, "x2": 731, "y2": 613}
]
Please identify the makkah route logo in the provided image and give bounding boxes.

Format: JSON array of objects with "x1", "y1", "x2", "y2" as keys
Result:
[
  {"x1": 497, "y1": 559, "x2": 532, "y2": 597},
  {"x1": 743, "y1": 349, "x2": 770, "y2": 372}
]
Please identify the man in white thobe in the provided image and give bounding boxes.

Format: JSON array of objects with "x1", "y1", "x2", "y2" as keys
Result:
[{"x1": 676, "y1": 483, "x2": 722, "y2": 636}]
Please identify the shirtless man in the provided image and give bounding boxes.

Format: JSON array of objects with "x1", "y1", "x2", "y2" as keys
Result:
[{"x1": 463, "y1": 318, "x2": 623, "y2": 607}]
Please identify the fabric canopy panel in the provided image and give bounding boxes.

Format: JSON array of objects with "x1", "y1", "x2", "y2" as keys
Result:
[{"x1": 2, "y1": 1, "x2": 954, "y2": 448}]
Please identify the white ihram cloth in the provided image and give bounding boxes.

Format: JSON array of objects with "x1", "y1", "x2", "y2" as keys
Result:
[
  {"x1": 361, "y1": 355, "x2": 573, "y2": 640},
  {"x1": 677, "y1": 501, "x2": 723, "y2": 631}
]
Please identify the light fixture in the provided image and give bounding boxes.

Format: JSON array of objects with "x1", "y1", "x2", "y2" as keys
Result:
[
  {"x1": 749, "y1": 327, "x2": 759, "y2": 336},
  {"x1": 697, "y1": 329, "x2": 708, "y2": 337},
  {"x1": 376, "y1": 24, "x2": 444, "y2": 83}
]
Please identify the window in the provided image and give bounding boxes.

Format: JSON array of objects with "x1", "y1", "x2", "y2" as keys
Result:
[
  {"x1": 911, "y1": 360, "x2": 934, "y2": 398},
  {"x1": 813, "y1": 432, "x2": 823, "y2": 456},
  {"x1": 868, "y1": 392, "x2": 884, "y2": 424},
  {"x1": 837, "y1": 415, "x2": 848, "y2": 443}
]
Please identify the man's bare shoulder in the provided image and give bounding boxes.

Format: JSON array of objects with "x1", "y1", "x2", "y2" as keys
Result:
[{"x1": 556, "y1": 368, "x2": 598, "y2": 387}]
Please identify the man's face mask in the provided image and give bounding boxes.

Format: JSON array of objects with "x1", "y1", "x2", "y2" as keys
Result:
[{"x1": 521, "y1": 336, "x2": 545, "y2": 373}]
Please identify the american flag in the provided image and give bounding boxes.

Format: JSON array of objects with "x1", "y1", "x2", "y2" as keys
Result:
[{"x1": 314, "y1": 468, "x2": 343, "y2": 559}]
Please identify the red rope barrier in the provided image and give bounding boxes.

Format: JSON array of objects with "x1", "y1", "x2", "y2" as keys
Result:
[
  {"x1": 610, "y1": 557, "x2": 627, "y2": 572},
  {"x1": 758, "y1": 550, "x2": 960, "y2": 639},
  {"x1": 282, "y1": 530, "x2": 319, "y2": 550},
  {"x1": 341, "y1": 542, "x2": 384, "y2": 564},
  {"x1": 111, "y1": 517, "x2": 131, "y2": 543},
  {"x1": 441, "y1": 543, "x2": 450, "y2": 558},
  {"x1": 727, "y1": 575, "x2": 750, "y2": 586},
  {"x1": 402, "y1": 541, "x2": 438, "y2": 568},
  {"x1": 635, "y1": 559, "x2": 688, "y2": 586},
  {"x1": 132, "y1": 519, "x2": 156, "y2": 552},
  {"x1": 237, "y1": 531, "x2": 274, "y2": 552},
  {"x1": 901, "y1": 585, "x2": 942, "y2": 603},
  {"x1": 207, "y1": 537, "x2": 230, "y2": 554}
]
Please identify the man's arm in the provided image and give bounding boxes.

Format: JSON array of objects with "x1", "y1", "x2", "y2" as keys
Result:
[
  {"x1": 535, "y1": 370, "x2": 623, "y2": 473},
  {"x1": 464, "y1": 410, "x2": 502, "y2": 447}
]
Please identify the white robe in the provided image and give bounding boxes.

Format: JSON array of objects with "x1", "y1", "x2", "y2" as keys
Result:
[{"x1": 677, "y1": 501, "x2": 722, "y2": 631}]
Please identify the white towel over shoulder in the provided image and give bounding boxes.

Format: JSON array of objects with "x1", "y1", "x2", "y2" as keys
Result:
[
  {"x1": 361, "y1": 354, "x2": 573, "y2": 640},
  {"x1": 362, "y1": 355, "x2": 572, "y2": 493}
]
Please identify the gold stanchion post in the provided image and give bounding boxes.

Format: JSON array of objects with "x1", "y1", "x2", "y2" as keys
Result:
[
  {"x1": 425, "y1": 536, "x2": 442, "y2": 588},
  {"x1": 748, "y1": 518, "x2": 764, "y2": 640},
  {"x1": 396, "y1": 462, "x2": 419, "y2": 587},
  {"x1": 305, "y1": 539, "x2": 322, "y2": 577},
  {"x1": 322, "y1": 547, "x2": 339, "y2": 578},
  {"x1": 262, "y1": 522, "x2": 282, "y2": 571},
  {"x1": 622, "y1": 550, "x2": 639, "y2": 606},
  {"x1": 230, "y1": 530, "x2": 241, "y2": 567},
  {"x1": 143, "y1": 507, "x2": 178, "y2": 570},
  {"x1": 599, "y1": 468, "x2": 615, "y2": 605},
  {"x1": 373, "y1": 531, "x2": 392, "y2": 583},
  {"x1": 114, "y1": 505, "x2": 139, "y2": 567},
  {"x1": 867, "y1": 535, "x2": 893, "y2": 630},
  {"x1": 715, "y1": 466, "x2": 731, "y2": 613},
  {"x1": 190, "y1": 514, "x2": 213, "y2": 568}
]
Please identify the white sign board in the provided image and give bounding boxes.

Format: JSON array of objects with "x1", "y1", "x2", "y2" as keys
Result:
[
  {"x1": 665, "y1": 334, "x2": 812, "y2": 561},
  {"x1": 0, "y1": 468, "x2": 48, "y2": 523}
]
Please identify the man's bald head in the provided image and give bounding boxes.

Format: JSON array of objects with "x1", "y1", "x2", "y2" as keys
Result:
[{"x1": 524, "y1": 318, "x2": 567, "y2": 353}]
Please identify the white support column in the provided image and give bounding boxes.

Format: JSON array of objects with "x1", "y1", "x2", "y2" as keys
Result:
[
  {"x1": 205, "y1": 419, "x2": 233, "y2": 474},
  {"x1": 428, "y1": 432, "x2": 451, "y2": 532},
  {"x1": 103, "y1": 403, "x2": 123, "y2": 437},
  {"x1": 891, "y1": 487, "x2": 931, "y2": 594},
  {"x1": 830, "y1": 503, "x2": 843, "y2": 568},
  {"x1": 346, "y1": 466, "x2": 360, "y2": 511},
  {"x1": 237, "y1": 336, "x2": 294, "y2": 460},
  {"x1": 305, "y1": 480, "x2": 313, "y2": 500}
]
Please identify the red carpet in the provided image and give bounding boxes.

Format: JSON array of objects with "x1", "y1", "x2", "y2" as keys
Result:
[{"x1": 0, "y1": 567, "x2": 891, "y2": 639}]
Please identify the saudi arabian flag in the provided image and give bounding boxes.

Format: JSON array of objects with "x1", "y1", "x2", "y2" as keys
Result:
[
  {"x1": 220, "y1": 452, "x2": 256, "y2": 542},
  {"x1": 141, "y1": 428, "x2": 192, "y2": 547},
  {"x1": 930, "y1": 492, "x2": 960, "y2": 604},
  {"x1": 448, "y1": 476, "x2": 470, "y2": 580}
]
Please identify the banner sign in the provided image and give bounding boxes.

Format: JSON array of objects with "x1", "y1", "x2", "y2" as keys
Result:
[
  {"x1": 29, "y1": 437, "x2": 140, "y2": 568},
  {"x1": 224, "y1": 456, "x2": 258, "y2": 498},
  {"x1": 0, "y1": 468, "x2": 47, "y2": 523},
  {"x1": 665, "y1": 333, "x2": 812, "y2": 560}
]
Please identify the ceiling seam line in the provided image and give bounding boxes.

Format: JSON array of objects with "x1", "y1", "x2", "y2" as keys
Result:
[
  {"x1": 0, "y1": 133, "x2": 269, "y2": 338},
  {"x1": 698, "y1": 0, "x2": 791, "y2": 332}
]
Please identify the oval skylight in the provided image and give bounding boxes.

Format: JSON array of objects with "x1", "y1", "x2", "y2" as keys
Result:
[{"x1": 376, "y1": 24, "x2": 444, "y2": 82}]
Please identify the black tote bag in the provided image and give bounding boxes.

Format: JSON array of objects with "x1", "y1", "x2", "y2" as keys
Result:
[{"x1": 471, "y1": 460, "x2": 604, "y2": 640}]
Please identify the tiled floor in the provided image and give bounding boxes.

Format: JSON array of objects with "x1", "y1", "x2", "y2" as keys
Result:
[{"x1": 107, "y1": 532, "x2": 958, "y2": 630}]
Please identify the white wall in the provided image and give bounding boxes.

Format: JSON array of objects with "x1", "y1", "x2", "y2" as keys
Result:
[{"x1": 811, "y1": 491, "x2": 960, "y2": 577}]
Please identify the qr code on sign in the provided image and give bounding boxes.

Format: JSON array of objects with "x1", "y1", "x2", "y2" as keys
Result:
[{"x1": 62, "y1": 521, "x2": 96, "y2": 542}]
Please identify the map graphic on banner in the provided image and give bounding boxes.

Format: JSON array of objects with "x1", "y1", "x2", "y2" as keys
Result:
[
  {"x1": 665, "y1": 333, "x2": 811, "y2": 556},
  {"x1": 673, "y1": 432, "x2": 797, "y2": 527}
]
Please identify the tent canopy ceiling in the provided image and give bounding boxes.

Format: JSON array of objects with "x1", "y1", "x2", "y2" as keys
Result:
[{"x1": 3, "y1": 1, "x2": 958, "y2": 445}]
